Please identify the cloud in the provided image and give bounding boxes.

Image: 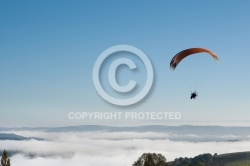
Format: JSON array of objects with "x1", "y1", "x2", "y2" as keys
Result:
[
  {"x1": 2, "y1": 129, "x2": 250, "y2": 142},
  {"x1": 1, "y1": 131, "x2": 250, "y2": 165}
]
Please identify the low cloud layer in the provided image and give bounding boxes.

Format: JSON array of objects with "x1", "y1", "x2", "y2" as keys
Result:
[{"x1": 1, "y1": 131, "x2": 250, "y2": 166}]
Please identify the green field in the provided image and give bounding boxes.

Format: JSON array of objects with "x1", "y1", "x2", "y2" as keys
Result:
[
  {"x1": 215, "y1": 152, "x2": 250, "y2": 166},
  {"x1": 225, "y1": 160, "x2": 250, "y2": 166}
]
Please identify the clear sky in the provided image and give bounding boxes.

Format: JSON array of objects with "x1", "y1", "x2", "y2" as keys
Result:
[{"x1": 1, "y1": 1, "x2": 250, "y2": 127}]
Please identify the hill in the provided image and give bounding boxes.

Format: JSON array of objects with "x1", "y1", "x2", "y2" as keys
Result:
[
  {"x1": 168, "y1": 151, "x2": 250, "y2": 166},
  {"x1": 0, "y1": 133, "x2": 44, "y2": 141}
]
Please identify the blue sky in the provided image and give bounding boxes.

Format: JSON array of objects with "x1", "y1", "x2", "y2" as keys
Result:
[{"x1": 1, "y1": 1, "x2": 250, "y2": 127}]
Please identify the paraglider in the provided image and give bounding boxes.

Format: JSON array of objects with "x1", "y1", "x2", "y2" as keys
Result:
[
  {"x1": 170, "y1": 48, "x2": 219, "y2": 99},
  {"x1": 190, "y1": 92, "x2": 198, "y2": 99}
]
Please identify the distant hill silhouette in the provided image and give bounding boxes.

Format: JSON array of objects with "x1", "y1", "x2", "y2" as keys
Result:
[
  {"x1": 1, "y1": 125, "x2": 250, "y2": 142},
  {"x1": 0, "y1": 133, "x2": 44, "y2": 141},
  {"x1": 1, "y1": 125, "x2": 250, "y2": 135}
]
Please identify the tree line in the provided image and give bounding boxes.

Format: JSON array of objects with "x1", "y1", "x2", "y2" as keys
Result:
[{"x1": 133, "y1": 153, "x2": 217, "y2": 166}]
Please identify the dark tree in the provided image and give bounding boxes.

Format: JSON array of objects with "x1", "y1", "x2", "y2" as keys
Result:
[
  {"x1": 1, "y1": 150, "x2": 11, "y2": 166},
  {"x1": 133, "y1": 153, "x2": 168, "y2": 166}
]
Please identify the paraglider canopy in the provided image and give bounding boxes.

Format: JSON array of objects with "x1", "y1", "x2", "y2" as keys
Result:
[{"x1": 170, "y1": 48, "x2": 219, "y2": 70}]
